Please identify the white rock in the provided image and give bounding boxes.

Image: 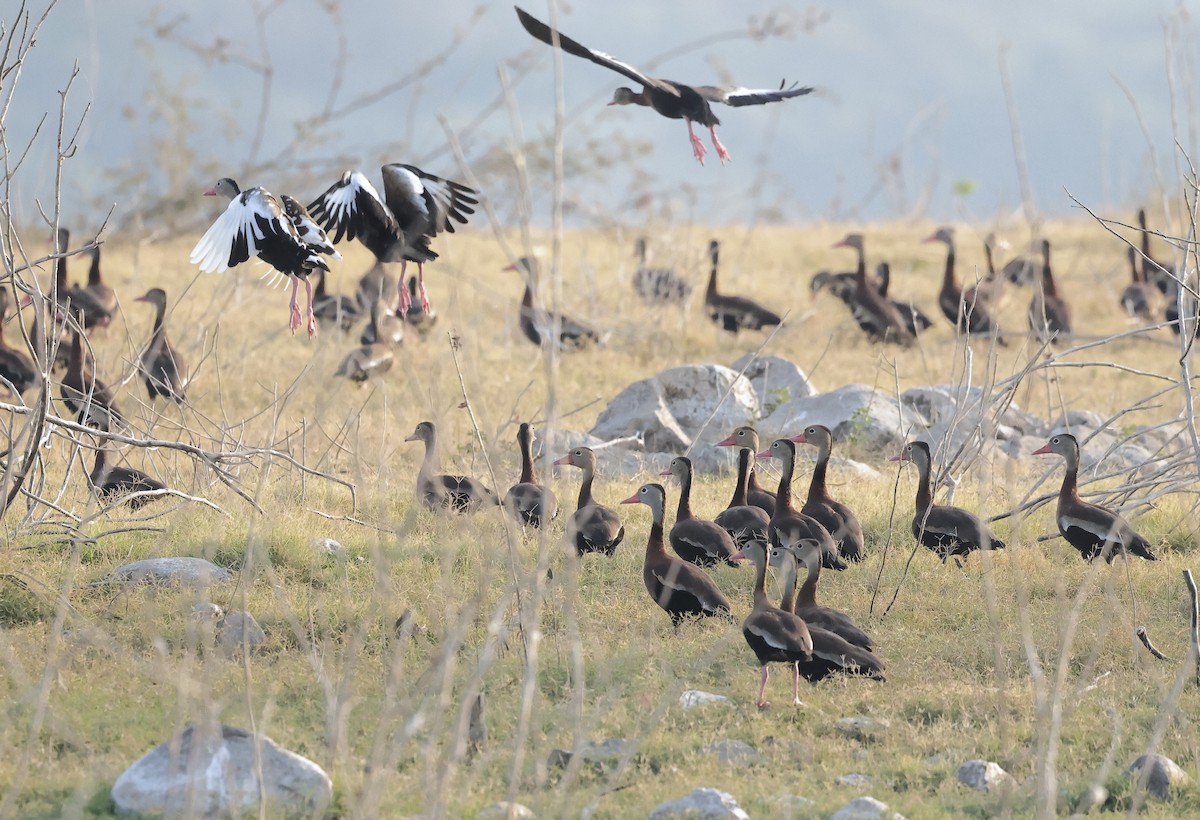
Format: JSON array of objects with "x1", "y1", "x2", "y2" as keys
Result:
[
  {"x1": 955, "y1": 759, "x2": 1015, "y2": 792},
  {"x1": 831, "y1": 795, "x2": 907, "y2": 820},
  {"x1": 115, "y1": 558, "x2": 232, "y2": 588},
  {"x1": 110, "y1": 724, "x2": 330, "y2": 816},
  {"x1": 902, "y1": 385, "x2": 1044, "y2": 457},
  {"x1": 703, "y1": 739, "x2": 759, "y2": 763},
  {"x1": 772, "y1": 793, "x2": 816, "y2": 812},
  {"x1": 835, "y1": 716, "x2": 891, "y2": 741},
  {"x1": 216, "y1": 610, "x2": 266, "y2": 656},
  {"x1": 478, "y1": 801, "x2": 535, "y2": 819},
  {"x1": 732, "y1": 354, "x2": 816, "y2": 410},
  {"x1": 312, "y1": 537, "x2": 343, "y2": 555},
  {"x1": 190, "y1": 602, "x2": 224, "y2": 621},
  {"x1": 1127, "y1": 753, "x2": 1188, "y2": 799},
  {"x1": 764, "y1": 384, "x2": 924, "y2": 454},
  {"x1": 679, "y1": 690, "x2": 729, "y2": 709},
  {"x1": 836, "y1": 772, "x2": 872, "y2": 787},
  {"x1": 547, "y1": 737, "x2": 628, "y2": 769},
  {"x1": 649, "y1": 787, "x2": 749, "y2": 820}
]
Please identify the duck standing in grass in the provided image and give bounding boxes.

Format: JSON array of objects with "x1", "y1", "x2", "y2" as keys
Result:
[{"x1": 404, "y1": 421, "x2": 498, "y2": 513}]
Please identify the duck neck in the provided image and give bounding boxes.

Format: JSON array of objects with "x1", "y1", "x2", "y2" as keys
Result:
[
  {"x1": 418, "y1": 433, "x2": 439, "y2": 481},
  {"x1": 853, "y1": 244, "x2": 867, "y2": 284},
  {"x1": 646, "y1": 502, "x2": 668, "y2": 558},
  {"x1": 576, "y1": 466, "x2": 596, "y2": 509},
  {"x1": 518, "y1": 432, "x2": 535, "y2": 484},
  {"x1": 66, "y1": 331, "x2": 83, "y2": 380},
  {"x1": 151, "y1": 300, "x2": 166, "y2": 336},
  {"x1": 797, "y1": 549, "x2": 819, "y2": 609},
  {"x1": 778, "y1": 554, "x2": 799, "y2": 613},
  {"x1": 752, "y1": 552, "x2": 769, "y2": 607},
  {"x1": 705, "y1": 246, "x2": 719, "y2": 299},
  {"x1": 1041, "y1": 245, "x2": 1057, "y2": 297},
  {"x1": 87, "y1": 249, "x2": 102, "y2": 287},
  {"x1": 313, "y1": 271, "x2": 328, "y2": 299},
  {"x1": 728, "y1": 448, "x2": 751, "y2": 507},
  {"x1": 1129, "y1": 250, "x2": 1142, "y2": 285},
  {"x1": 984, "y1": 241, "x2": 997, "y2": 281},
  {"x1": 915, "y1": 457, "x2": 933, "y2": 513},
  {"x1": 942, "y1": 239, "x2": 958, "y2": 290},
  {"x1": 775, "y1": 451, "x2": 795, "y2": 512},
  {"x1": 55, "y1": 252, "x2": 68, "y2": 293},
  {"x1": 807, "y1": 442, "x2": 830, "y2": 503},
  {"x1": 675, "y1": 467, "x2": 694, "y2": 521},
  {"x1": 1061, "y1": 452, "x2": 1082, "y2": 504}
]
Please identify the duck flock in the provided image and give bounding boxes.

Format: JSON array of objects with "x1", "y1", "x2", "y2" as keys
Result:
[{"x1": 0, "y1": 7, "x2": 1186, "y2": 709}]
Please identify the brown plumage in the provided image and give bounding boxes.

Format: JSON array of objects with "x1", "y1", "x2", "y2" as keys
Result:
[
  {"x1": 53, "y1": 229, "x2": 111, "y2": 331},
  {"x1": 1027, "y1": 239, "x2": 1072, "y2": 344},
  {"x1": 1137, "y1": 208, "x2": 1176, "y2": 295},
  {"x1": 90, "y1": 448, "x2": 166, "y2": 509},
  {"x1": 82, "y1": 245, "x2": 117, "y2": 315},
  {"x1": 890, "y1": 441, "x2": 1004, "y2": 561},
  {"x1": 503, "y1": 422, "x2": 558, "y2": 528},
  {"x1": 620, "y1": 483, "x2": 732, "y2": 628},
  {"x1": 830, "y1": 234, "x2": 914, "y2": 345},
  {"x1": 506, "y1": 257, "x2": 602, "y2": 350},
  {"x1": 134, "y1": 288, "x2": 187, "y2": 403},
  {"x1": 311, "y1": 269, "x2": 361, "y2": 333},
  {"x1": 791, "y1": 425, "x2": 865, "y2": 562},
  {"x1": 405, "y1": 421, "x2": 499, "y2": 513},
  {"x1": 633, "y1": 237, "x2": 691, "y2": 304},
  {"x1": 660, "y1": 456, "x2": 740, "y2": 567},
  {"x1": 925, "y1": 226, "x2": 1005, "y2": 344},
  {"x1": 1033, "y1": 433, "x2": 1157, "y2": 563},
  {"x1": 0, "y1": 286, "x2": 37, "y2": 395},
  {"x1": 1119, "y1": 245, "x2": 1157, "y2": 321},
  {"x1": 715, "y1": 426, "x2": 776, "y2": 516},
  {"x1": 757, "y1": 438, "x2": 846, "y2": 571},
  {"x1": 704, "y1": 240, "x2": 782, "y2": 333},
  {"x1": 555, "y1": 446, "x2": 624, "y2": 555},
  {"x1": 712, "y1": 446, "x2": 772, "y2": 548},
  {"x1": 60, "y1": 329, "x2": 125, "y2": 432}
]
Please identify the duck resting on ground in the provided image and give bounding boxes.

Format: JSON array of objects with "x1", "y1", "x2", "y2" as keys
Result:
[
  {"x1": 504, "y1": 422, "x2": 558, "y2": 528},
  {"x1": 404, "y1": 420, "x2": 499, "y2": 513}
]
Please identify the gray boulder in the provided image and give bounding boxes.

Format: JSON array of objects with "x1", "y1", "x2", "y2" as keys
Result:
[
  {"x1": 478, "y1": 802, "x2": 535, "y2": 819},
  {"x1": 830, "y1": 795, "x2": 907, "y2": 819},
  {"x1": 835, "y1": 716, "x2": 891, "y2": 741},
  {"x1": 732, "y1": 354, "x2": 816, "y2": 410},
  {"x1": 679, "y1": 690, "x2": 729, "y2": 709},
  {"x1": 901, "y1": 385, "x2": 1044, "y2": 458},
  {"x1": 703, "y1": 739, "x2": 759, "y2": 764},
  {"x1": 547, "y1": 737, "x2": 628, "y2": 769},
  {"x1": 763, "y1": 384, "x2": 923, "y2": 455},
  {"x1": 216, "y1": 610, "x2": 266, "y2": 657},
  {"x1": 836, "y1": 772, "x2": 872, "y2": 788},
  {"x1": 110, "y1": 724, "x2": 330, "y2": 816},
  {"x1": 115, "y1": 557, "x2": 232, "y2": 588},
  {"x1": 1127, "y1": 753, "x2": 1188, "y2": 799},
  {"x1": 955, "y1": 759, "x2": 1015, "y2": 792},
  {"x1": 649, "y1": 787, "x2": 749, "y2": 820}
]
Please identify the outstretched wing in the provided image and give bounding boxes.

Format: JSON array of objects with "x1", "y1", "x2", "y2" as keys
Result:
[
  {"x1": 697, "y1": 80, "x2": 815, "y2": 107},
  {"x1": 280, "y1": 194, "x2": 341, "y2": 259},
  {"x1": 190, "y1": 188, "x2": 293, "y2": 273},
  {"x1": 515, "y1": 6, "x2": 676, "y2": 96},
  {"x1": 307, "y1": 171, "x2": 400, "y2": 246},
  {"x1": 381, "y1": 164, "x2": 478, "y2": 238}
]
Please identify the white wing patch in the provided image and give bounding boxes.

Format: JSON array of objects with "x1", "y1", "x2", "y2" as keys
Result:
[{"x1": 190, "y1": 191, "x2": 275, "y2": 273}]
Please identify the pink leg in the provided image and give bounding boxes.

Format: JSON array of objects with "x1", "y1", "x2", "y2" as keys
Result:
[
  {"x1": 756, "y1": 666, "x2": 770, "y2": 709},
  {"x1": 305, "y1": 275, "x2": 318, "y2": 337},
  {"x1": 791, "y1": 663, "x2": 804, "y2": 706},
  {"x1": 686, "y1": 120, "x2": 706, "y2": 165},
  {"x1": 288, "y1": 275, "x2": 302, "y2": 334},
  {"x1": 417, "y1": 263, "x2": 431, "y2": 313},
  {"x1": 396, "y1": 261, "x2": 410, "y2": 314},
  {"x1": 709, "y1": 126, "x2": 731, "y2": 164}
]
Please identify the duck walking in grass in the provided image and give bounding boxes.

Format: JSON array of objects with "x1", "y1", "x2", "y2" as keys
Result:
[
  {"x1": 890, "y1": 441, "x2": 1004, "y2": 563},
  {"x1": 660, "y1": 456, "x2": 740, "y2": 567},
  {"x1": 134, "y1": 288, "x2": 187, "y2": 403},
  {"x1": 621, "y1": 483, "x2": 731, "y2": 629},
  {"x1": 504, "y1": 422, "x2": 558, "y2": 529},
  {"x1": 729, "y1": 538, "x2": 812, "y2": 708},
  {"x1": 555, "y1": 446, "x2": 624, "y2": 555},
  {"x1": 1033, "y1": 433, "x2": 1157, "y2": 562},
  {"x1": 404, "y1": 421, "x2": 499, "y2": 514}
]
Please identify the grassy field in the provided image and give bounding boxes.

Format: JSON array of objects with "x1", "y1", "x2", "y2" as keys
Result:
[{"x1": 1, "y1": 220, "x2": 1199, "y2": 817}]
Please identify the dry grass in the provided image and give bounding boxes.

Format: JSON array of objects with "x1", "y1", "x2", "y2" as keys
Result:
[{"x1": 1, "y1": 220, "x2": 1198, "y2": 817}]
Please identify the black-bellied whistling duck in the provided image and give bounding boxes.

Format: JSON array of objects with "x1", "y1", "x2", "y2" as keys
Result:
[
  {"x1": 831, "y1": 234, "x2": 914, "y2": 345},
  {"x1": 1033, "y1": 433, "x2": 1157, "y2": 562},
  {"x1": 515, "y1": 7, "x2": 813, "y2": 166},
  {"x1": 61, "y1": 328, "x2": 126, "y2": 432},
  {"x1": 809, "y1": 269, "x2": 858, "y2": 306},
  {"x1": 659, "y1": 456, "x2": 740, "y2": 567},
  {"x1": 713, "y1": 446, "x2": 772, "y2": 548},
  {"x1": 757, "y1": 438, "x2": 846, "y2": 570},
  {"x1": 505, "y1": 257, "x2": 602, "y2": 350},
  {"x1": 53, "y1": 229, "x2": 111, "y2": 331},
  {"x1": 308, "y1": 164, "x2": 478, "y2": 314},
  {"x1": 0, "y1": 286, "x2": 36, "y2": 396},
  {"x1": 24, "y1": 296, "x2": 69, "y2": 373},
  {"x1": 890, "y1": 441, "x2": 1005, "y2": 562},
  {"x1": 504, "y1": 422, "x2": 558, "y2": 528},
  {"x1": 727, "y1": 538, "x2": 812, "y2": 707},
  {"x1": 403, "y1": 276, "x2": 438, "y2": 337},
  {"x1": 191, "y1": 178, "x2": 334, "y2": 336},
  {"x1": 716, "y1": 425, "x2": 776, "y2": 515},
  {"x1": 404, "y1": 421, "x2": 499, "y2": 513},
  {"x1": 1028, "y1": 239, "x2": 1071, "y2": 344},
  {"x1": 355, "y1": 260, "x2": 400, "y2": 316},
  {"x1": 769, "y1": 540, "x2": 874, "y2": 651},
  {"x1": 1137, "y1": 208, "x2": 1175, "y2": 294},
  {"x1": 633, "y1": 237, "x2": 691, "y2": 304},
  {"x1": 335, "y1": 304, "x2": 396, "y2": 384},
  {"x1": 82, "y1": 245, "x2": 117, "y2": 315},
  {"x1": 89, "y1": 448, "x2": 166, "y2": 509},
  {"x1": 620, "y1": 483, "x2": 732, "y2": 628},
  {"x1": 875, "y1": 262, "x2": 933, "y2": 337},
  {"x1": 312, "y1": 270, "x2": 361, "y2": 333},
  {"x1": 924, "y1": 227, "x2": 1006, "y2": 344},
  {"x1": 280, "y1": 194, "x2": 341, "y2": 260},
  {"x1": 359, "y1": 292, "x2": 405, "y2": 347},
  {"x1": 767, "y1": 539, "x2": 885, "y2": 682},
  {"x1": 133, "y1": 288, "x2": 187, "y2": 403},
  {"x1": 974, "y1": 233, "x2": 1007, "y2": 309},
  {"x1": 1120, "y1": 245, "x2": 1157, "y2": 321},
  {"x1": 704, "y1": 240, "x2": 782, "y2": 333},
  {"x1": 791, "y1": 424, "x2": 865, "y2": 562},
  {"x1": 554, "y1": 446, "x2": 624, "y2": 555}
]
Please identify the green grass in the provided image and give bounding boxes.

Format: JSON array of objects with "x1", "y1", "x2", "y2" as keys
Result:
[{"x1": 1, "y1": 223, "x2": 1198, "y2": 816}]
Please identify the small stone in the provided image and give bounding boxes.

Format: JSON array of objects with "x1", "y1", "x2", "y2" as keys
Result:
[
  {"x1": 548, "y1": 738, "x2": 629, "y2": 769},
  {"x1": 312, "y1": 537, "x2": 343, "y2": 555},
  {"x1": 650, "y1": 787, "x2": 749, "y2": 820},
  {"x1": 478, "y1": 801, "x2": 535, "y2": 819},
  {"x1": 1126, "y1": 753, "x2": 1188, "y2": 800},
  {"x1": 189, "y1": 602, "x2": 224, "y2": 621},
  {"x1": 679, "y1": 690, "x2": 729, "y2": 709},
  {"x1": 831, "y1": 795, "x2": 907, "y2": 820},
  {"x1": 956, "y1": 759, "x2": 1015, "y2": 792},
  {"x1": 835, "y1": 772, "x2": 872, "y2": 787},
  {"x1": 772, "y1": 793, "x2": 816, "y2": 812},
  {"x1": 215, "y1": 610, "x2": 265, "y2": 656},
  {"x1": 853, "y1": 748, "x2": 871, "y2": 762},
  {"x1": 835, "y1": 716, "x2": 890, "y2": 741},
  {"x1": 115, "y1": 557, "x2": 232, "y2": 588},
  {"x1": 703, "y1": 739, "x2": 759, "y2": 764},
  {"x1": 110, "y1": 724, "x2": 330, "y2": 816}
]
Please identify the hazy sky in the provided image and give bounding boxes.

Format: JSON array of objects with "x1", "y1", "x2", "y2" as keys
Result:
[{"x1": 8, "y1": 1, "x2": 1196, "y2": 230}]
